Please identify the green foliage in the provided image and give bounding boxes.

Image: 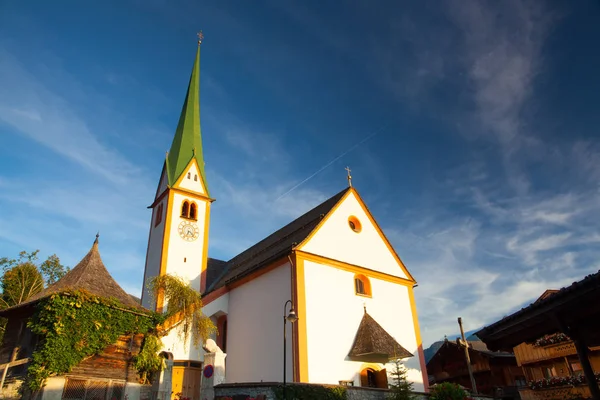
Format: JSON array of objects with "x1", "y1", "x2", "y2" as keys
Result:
[
  {"x1": 273, "y1": 383, "x2": 347, "y2": 400},
  {"x1": 39, "y1": 254, "x2": 69, "y2": 285},
  {"x1": 0, "y1": 263, "x2": 44, "y2": 308},
  {"x1": 429, "y1": 382, "x2": 468, "y2": 400},
  {"x1": 133, "y1": 334, "x2": 165, "y2": 384},
  {"x1": 0, "y1": 250, "x2": 69, "y2": 287},
  {"x1": 388, "y1": 359, "x2": 414, "y2": 400},
  {"x1": 25, "y1": 290, "x2": 158, "y2": 391},
  {"x1": 149, "y1": 274, "x2": 216, "y2": 346}
]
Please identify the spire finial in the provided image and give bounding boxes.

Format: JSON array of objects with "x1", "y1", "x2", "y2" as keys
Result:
[
  {"x1": 345, "y1": 166, "x2": 352, "y2": 187},
  {"x1": 94, "y1": 232, "x2": 100, "y2": 245},
  {"x1": 363, "y1": 303, "x2": 367, "y2": 314},
  {"x1": 197, "y1": 31, "x2": 204, "y2": 45}
]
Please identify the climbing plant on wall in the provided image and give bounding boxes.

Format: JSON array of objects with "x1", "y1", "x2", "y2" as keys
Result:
[{"x1": 25, "y1": 290, "x2": 162, "y2": 391}]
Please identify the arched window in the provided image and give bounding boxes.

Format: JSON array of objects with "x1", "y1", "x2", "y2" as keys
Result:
[
  {"x1": 154, "y1": 203, "x2": 163, "y2": 227},
  {"x1": 194, "y1": 174, "x2": 198, "y2": 181},
  {"x1": 354, "y1": 274, "x2": 371, "y2": 297},
  {"x1": 181, "y1": 201, "x2": 189, "y2": 218},
  {"x1": 189, "y1": 203, "x2": 197, "y2": 220},
  {"x1": 187, "y1": 172, "x2": 191, "y2": 179}
]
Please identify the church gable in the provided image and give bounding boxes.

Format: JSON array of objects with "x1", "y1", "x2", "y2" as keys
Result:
[
  {"x1": 173, "y1": 158, "x2": 207, "y2": 195},
  {"x1": 296, "y1": 189, "x2": 413, "y2": 281}
]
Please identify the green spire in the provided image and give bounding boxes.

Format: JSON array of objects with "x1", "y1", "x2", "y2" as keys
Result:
[{"x1": 166, "y1": 45, "x2": 209, "y2": 195}]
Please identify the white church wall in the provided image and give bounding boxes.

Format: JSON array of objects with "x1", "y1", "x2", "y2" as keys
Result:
[
  {"x1": 298, "y1": 191, "x2": 408, "y2": 279},
  {"x1": 302, "y1": 260, "x2": 424, "y2": 391},
  {"x1": 202, "y1": 291, "x2": 229, "y2": 319},
  {"x1": 176, "y1": 161, "x2": 207, "y2": 195},
  {"x1": 226, "y1": 262, "x2": 293, "y2": 383},
  {"x1": 160, "y1": 322, "x2": 205, "y2": 361},
  {"x1": 164, "y1": 192, "x2": 209, "y2": 292},
  {"x1": 141, "y1": 199, "x2": 166, "y2": 309}
]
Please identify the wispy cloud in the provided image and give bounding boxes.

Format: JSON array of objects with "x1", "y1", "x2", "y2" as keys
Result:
[{"x1": 0, "y1": 49, "x2": 144, "y2": 186}]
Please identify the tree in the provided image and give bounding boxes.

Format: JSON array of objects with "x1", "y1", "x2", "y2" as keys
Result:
[
  {"x1": 0, "y1": 250, "x2": 70, "y2": 340},
  {"x1": 39, "y1": 254, "x2": 69, "y2": 285},
  {"x1": 388, "y1": 359, "x2": 414, "y2": 400},
  {"x1": 148, "y1": 274, "x2": 216, "y2": 347}
]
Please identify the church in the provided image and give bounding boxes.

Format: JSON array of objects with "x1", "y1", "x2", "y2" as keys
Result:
[
  {"x1": 0, "y1": 39, "x2": 427, "y2": 400},
  {"x1": 143, "y1": 40, "x2": 428, "y2": 398}
]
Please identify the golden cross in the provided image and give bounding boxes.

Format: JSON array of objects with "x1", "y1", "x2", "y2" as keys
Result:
[
  {"x1": 345, "y1": 166, "x2": 352, "y2": 187},
  {"x1": 197, "y1": 31, "x2": 204, "y2": 45}
]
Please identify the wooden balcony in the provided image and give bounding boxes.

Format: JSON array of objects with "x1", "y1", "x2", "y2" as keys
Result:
[{"x1": 519, "y1": 385, "x2": 591, "y2": 400}]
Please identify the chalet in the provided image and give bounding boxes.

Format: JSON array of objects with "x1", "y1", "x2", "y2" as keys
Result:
[
  {"x1": 0, "y1": 236, "x2": 153, "y2": 400},
  {"x1": 426, "y1": 338, "x2": 524, "y2": 399},
  {"x1": 477, "y1": 285, "x2": 600, "y2": 400}
]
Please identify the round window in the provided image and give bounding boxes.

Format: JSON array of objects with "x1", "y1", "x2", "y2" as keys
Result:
[{"x1": 348, "y1": 216, "x2": 362, "y2": 233}]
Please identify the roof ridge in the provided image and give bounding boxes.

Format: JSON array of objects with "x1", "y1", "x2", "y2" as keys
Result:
[{"x1": 205, "y1": 187, "x2": 350, "y2": 293}]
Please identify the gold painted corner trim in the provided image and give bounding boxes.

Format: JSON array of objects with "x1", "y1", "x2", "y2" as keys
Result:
[
  {"x1": 200, "y1": 200, "x2": 211, "y2": 292},
  {"x1": 296, "y1": 250, "x2": 415, "y2": 287},
  {"x1": 157, "y1": 189, "x2": 175, "y2": 311},
  {"x1": 294, "y1": 254, "x2": 309, "y2": 382},
  {"x1": 408, "y1": 286, "x2": 429, "y2": 392},
  {"x1": 350, "y1": 188, "x2": 416, "y2": 283}
]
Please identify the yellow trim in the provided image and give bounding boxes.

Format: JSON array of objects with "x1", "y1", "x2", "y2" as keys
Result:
[
  {"x1": 172, "y1": 186, "x2": 214, "y2": 203},
  {"x1": 157, "y1": 189, "x2": 175, "y2": 311},
  {"x1": 295, "y1": 188, "x2": 415, "y2": 282},
  {"x1": 172, "y1": 158, "x2": 208, "y2": 196},
  {"x1": 408, "y1": 285, "x2": 429, "y2": 391},
  {"x1": 348, "y1": 215, "x2": 362, "y2": 233},
  {"x1": 295, "y1": 189, "x2": 352, "y2": 249},
  {"x1": 360, "y1": 362, "x2": 383, "y2": 372},
  {"x1": 295, "y1": 255, "x2": 309, "y2": 382},
  {"x1": 351, "y1": 188, "x2": 416, "y2": 282},
  {"x1": 200, "y1": 200, "x2": 211, "y2": 291},
  {"x1": 296, "y1": 250, "x2": 415, "y2": 286},
  {"x1": 354, "y1": 274, "x2": 372, "y2": 297}
]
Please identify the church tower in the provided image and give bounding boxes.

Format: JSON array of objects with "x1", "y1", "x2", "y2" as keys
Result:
[{"x1": 141, "y1": 41, "x2": 213, "y2": 311}]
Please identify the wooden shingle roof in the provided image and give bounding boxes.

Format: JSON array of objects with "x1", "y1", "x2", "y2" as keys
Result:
[
  {"x1": 0, "y1": 237, "x2": 144, "y2": 315},
  {"x1": 348, "y1": 309, "x2": 413, "y2": 361}
]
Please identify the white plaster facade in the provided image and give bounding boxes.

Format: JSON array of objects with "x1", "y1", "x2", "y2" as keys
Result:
[
  {"x1": 302, "y1": 260, "x2": 424, "y2": 390},
  {"x1": 299, "y1": 191, "x2": 409, "y2": 279},
  {"x1": 163, "y1": 192, "x2": 209, "y2": 292},
  {"x1": 225, "y1": 263, "x2": 294, "y2": 383},
  {"x1": 177, "y1": 161, "x2": 207, "y2": 195}
]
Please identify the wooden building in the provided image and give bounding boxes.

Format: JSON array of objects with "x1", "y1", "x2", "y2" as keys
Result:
[
  {"x1": 426, "y1": 339, "x2": 525, "y2": 399},
  {"x1": 0, "y1": 237, "x2": 153, "y2": 400},
  {"x1": 477, "y1": 286, "x2": 600, "y2": 400}
]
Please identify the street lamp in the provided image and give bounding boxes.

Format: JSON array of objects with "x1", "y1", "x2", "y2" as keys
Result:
[{"x1": 283, "y1": 300, "x2": 298, "y2": 399}]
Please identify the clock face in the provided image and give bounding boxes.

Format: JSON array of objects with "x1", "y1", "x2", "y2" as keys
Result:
[{"x1": 178, "y1": 221, "x2": 200, "y2": 242}]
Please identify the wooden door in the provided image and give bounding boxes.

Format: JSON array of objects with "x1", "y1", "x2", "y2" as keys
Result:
[
  {"x1": 172, "y1": 365, "x2": 202, "y2": 400},
  {"x1": 172, "y1": 366, "x2": 185, "y2": 400}
]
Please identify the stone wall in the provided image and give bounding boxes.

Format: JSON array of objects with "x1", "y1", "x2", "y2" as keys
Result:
[{"x1": 214, "y1": 383, "x2": 494, "y2": 400}]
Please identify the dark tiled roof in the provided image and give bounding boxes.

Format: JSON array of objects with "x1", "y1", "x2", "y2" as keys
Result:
[
  {"x1": 0, "y1": 239, "x2": 145, "y2": 315},
  {"x1": 207, "y1": 187, "x2": 350, "y2": 292},
  {"x1": 205, "y1": 258, "x2": 227, "y2": 290},
  {"x1": 348, "y1": 310, "x2": 413, "y2": 361}
]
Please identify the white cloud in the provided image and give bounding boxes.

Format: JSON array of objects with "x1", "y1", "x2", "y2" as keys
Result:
[{"x1": 0, "y1": 48, "x2": 142, "y2": 186}]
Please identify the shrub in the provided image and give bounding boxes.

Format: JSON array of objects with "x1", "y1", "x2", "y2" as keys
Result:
[
  {"x1": 429, "y1": 382, "x2": 468, "y2": 400},
  {"x1": 273, "y1": 383, "x2": 347, "y2": 400}
]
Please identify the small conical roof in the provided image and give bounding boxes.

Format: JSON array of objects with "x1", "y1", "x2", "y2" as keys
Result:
[
  {"x1": 348, "y1": 309, "x2": 413, "y2": 361},
  {"x1": 7, "y1": 236, "x2": 143, "y2": 311},
  {"x1": 166, "y1": 45, "x2": 209, "y2": 195}
]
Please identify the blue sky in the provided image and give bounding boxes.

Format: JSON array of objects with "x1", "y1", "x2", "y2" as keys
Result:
[{"x1": 1, "y1": 0, "x2": 600, "y2": 347}]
